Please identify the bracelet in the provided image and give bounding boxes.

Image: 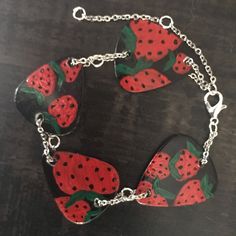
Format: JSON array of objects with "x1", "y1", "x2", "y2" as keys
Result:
[{"x1": 14, "y1": 6, "x2": 227, "y2": 225}]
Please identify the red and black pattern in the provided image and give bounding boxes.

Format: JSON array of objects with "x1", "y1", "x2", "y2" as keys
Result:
[
  {"x1": 48, "y1": 151, "x2": 120, "y2": 224},
  {"x1": 136, "y1": 135, "x2": 217, "y2": 207},
  {"x1": 15, "y1": 57, "x2": 84, "y2": 135},
  {"x1": 115, "y1": 19, "x2": 193, "y2": 93}
]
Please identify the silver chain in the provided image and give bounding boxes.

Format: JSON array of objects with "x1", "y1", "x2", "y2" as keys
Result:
[
  {"x1": 70, "y1": 51, "x2": 129, "y2": 68},
  {"x1": 94, "y1": 187, "x2": 150, "y2": 207},
  {"x1": 72, "y1": 6, "x2": 174, "y2": 29},
  {"x1": 35, "y1": 113, "x2": 60, "y2": 166}
]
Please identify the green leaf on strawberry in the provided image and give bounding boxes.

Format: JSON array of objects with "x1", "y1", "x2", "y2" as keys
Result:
[
  {"x1": 20, "y1": 86, "x2": 45, "y2": 106},
  {"x1": 49, "y1": 61, "x2": 66, "y2": 91},
  {"x1": 187, "y1": 141, "x2": 202, "y2": 158},
  {"x1": 152, "y1": 178, "x2": 175, "y2": 200},
  {"x1": 121, "y1": 25, "x2": 137, "y2": 53},
  {"x1": 84, "y1": 208, "x2": 103, "y2": 222},
  {"x1": 200, "y1": 174, "x2": 214, "y2": 199},
  {"x1": 163, "y1": 51, "x2": 176, "y2": 72},
  {"x1": 169, "y1": 152, "x2": 182, "y2": 179},
  {"x1": 65, "y1": 191, "x2": 105, "y2": 208},
  {"x1": 42, "y1": 112, "x2": 61, "y2": 134},
  {"x1": 116, "y1": 58, "x2": 153, "y2": 75}
]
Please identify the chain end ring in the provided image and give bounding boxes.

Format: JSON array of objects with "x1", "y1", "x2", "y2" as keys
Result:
[{"x1": 73, "y1": 6, "x2": 86, "y2": 21}]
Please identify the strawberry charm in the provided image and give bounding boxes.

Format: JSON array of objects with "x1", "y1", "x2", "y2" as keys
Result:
[
  {"x1": 42, "y1": 151, "x2": 120, "y2": 224},
  {"x1": 116, "y1": 59, "x2": 171, "y2": 93},
  {"x1": 48, "y1": 95, "x2": 78, "y2": 128},
  {"x1": 172, "y1": 53, "x2": 192, "y2": 74},
  {"x1": 26, "y1": 63, "x2": 57, "y2": 96},
  {"x1": 121, "y1": 20, "x2": 182, "y2": 62},
  {"x1": 136, "y1": 135, "x2": 217, "y2": 207},
  {"x1": 144, "y1": 152, "x2": 170, "y2": 180},
  {"x1": 15, "y1": 57, "x2": 84, "y2": 135},
  {"x1": 55, "y1": 197, "x2": 91, "y2": 224},
  {"x1": 115, "y1": 20, "x2": 193, "y2": 93},
  {"x1": 174, "y1": 175, "x2": 214, "y2": 206},
  {"x1": 60, "y1": 59, "x2": 82, "y2": 83},
  {"x1": 169, "y1": 141, "x2": 202, "y2": 181}
]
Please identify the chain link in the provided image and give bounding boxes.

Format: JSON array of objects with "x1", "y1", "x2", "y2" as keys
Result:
[
  {"x1": 94, "y1": 187, "x2": 150, "y2": 207},
  {"x1": 70, "y1": 51, "x2": 129, "y2": 68},
  {"x1": 35, "y1": 113, "x2": 60, "y2": 166}
]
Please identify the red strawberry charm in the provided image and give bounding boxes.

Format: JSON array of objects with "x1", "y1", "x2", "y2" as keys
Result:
[
  {"x1": 122, "y1": 20, "x2": 182, "y2": 62},
  {"x1": 169, "y1": 141, "x2": 202, "y2": 181},
  {"x1": 144, "y1": 152, "x2": 170, "y2": 180},
  {"x1": 117, "y1": 60, "x2": 171, "y2": 93},
  {"x1": 48, "y1": 95, "x2": 78, "y2": 128},
  {"x1": 174, "y1": 175, "x2": 214, "y2": 206},
  {"x1": 26, "y1": 63, "x2": 57, "y2": 96},
  {"x1": 136, "y1": 179, "x2": 175, "y2": 207},
  {"x1": 60, "y1": 59, "x2": 82, "y2": 83},
  {"x1": 49, "y1": 152, "x2": 120, "y2": 224},
  {"x1": 173, "y1": 53, "x2": 192, "y2": 74},
  {"x1": 53, "y1": 152, "x2": 120, "y2": 195},
  {"x1": 55, "y1": 197, "x2": 91, "y2": 224}
]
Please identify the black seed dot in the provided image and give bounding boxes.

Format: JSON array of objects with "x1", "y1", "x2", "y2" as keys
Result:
[
  {"x1": 70, "y1": 103, "x2": 75, "y2": 108},
  {"x1": 148, "y1": 29, "x2": 153, "y2": 32},
  {"x1": 85, "y1": 177, "x2": 89, "y2": 181},
  {"x1": 112, "y1": 186, "x2": 116, "y2": 190},
  {"x1": 38, "y1": 86, "x2": 42, "y2": 89},
  {"x1": 174, "y1": 39, "x2": 178, "y2": 45},
  {"x1": 134, "y1": 77, "x2": 138, "y2": 82},
  {"x1": 151, "y1": 79, "x2": 155, "y2": 83},
  {"x1": 75, "y1": 204, "x2": 79, "y2": 208},
  {"x1": 159, "y1": 30, "x2": 162, "y2": 34},
  {"x1": 148, "y1": 40, "x2": 153, "y2": 44},
  {"x1": 51, "y1": 104, "x2": 55, "y2": 109},
  {"x1": 125, "y1": 80, "x2": 128, "y2": 83},
  {"x1": 130, "y1": 86, "x2": 134, "y2": 91},
  {"x1": 189, "y1": 155, "x2": 192, "y2": 158},
  {"x1": 65, "y1": 210, "x2": 68, "y2": 213},
  {"x1": 161, "y1": 40, "x2": 165, "y2": 44},
  {"x1": 71, "y1": 174, "x2": 75, "y2": 179},
  {"x1": 157, "y1": 51, "x2": 162, "y2": 55},
  {"x1": 141, "y1": 84, "x2": 145, "y2": 88},
  {"x1": 56, "y1": 171, "x2": 61, "y2": 176},
  {"x1": 148, "y1": 51, "x2": 152, "y2": 55},
  {"x1": 94, "y1": 167, "x2": 99, "y2": 172},
  {"x1": 191, "y1": 195, "x2": 194, "y2": 198},
  {"x1": 83, "y1": 205, "x2": 88, "y2": 209},
  {"x1": 158, "y1": 170, "x2": 162, "y2": 174},
  {"x1": 89, "y1": 184, "x2": 94, "y2": 190},
  {"x1": 72, "y1": 214, "x2": 76, "y2": 218},
  {"x1": 102, "y1": 188, "x2": 106, "y2": 192},
  {"x1": 137, "y1": 51, "x2": 141, "y2": 55},
  {"x1": 61, "y1": 104, "x2": 65, "y2": 108},
  {"x1": 56, "y1": 114, "x2": 61, "y2": 118},
  {"x1": 78, "y1": 164, "x2": 83, "y2": 168},
  {"x1": 69, "y1": 154, "x2": 73, "y2": 158},
  {"x1": 178, "y1": 166, "x2": 183, "y2": 170},
  {"x1": 161, "y1": 80, "x2": 165, "y2": 84},
  {"x1": 62, "y1": 122, "x2": 66, "y2": 126},
  {"x1": 145, "y1": 71, "x2": 149, "y2": 75},
  {"x1": 201, "y1": 196, "x2": 204, "y2": 199},
  {"x1": 138, "y1": 28, "x2": 142, "y2": 31},
  {"x1": 72, "y1": 186, "x2": 77, "y2": 191},
  {"x1": 138, "y1": 40, "x2": 143, "y2": 43},
  {"x1": 63, "y1": 162, "x2": 67, "y2": 166},
  {"x1": 183, "y1": 67, "x2": 186, "y2": 70},
  {"x1": 40, "y1": 77, "x2": 43, "y2": 81},
  {"x1": 107, "y1": 167, "x2": 111, "y2": 171},
  {"x1": 182, "y1": 151, "x2": 185, "y2": 155},
  {"x1": 59, "y1": 183, "x2": 63, "y2": 186},
  {"x1": 100, "y1": 177, "x2": 104, "y2": 181},
  {"x1": 112, "y1": 177, "x2": 117, "y2": 182}
]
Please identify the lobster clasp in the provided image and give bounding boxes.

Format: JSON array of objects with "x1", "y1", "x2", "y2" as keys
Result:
[{"x1": 204, "y1": 91, "x2": 227, "y2": 119}]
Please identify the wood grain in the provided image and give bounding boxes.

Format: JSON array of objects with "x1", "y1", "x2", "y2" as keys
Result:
[{"x1": 0, "y1": 0, "x2": 235, "y2": 235}]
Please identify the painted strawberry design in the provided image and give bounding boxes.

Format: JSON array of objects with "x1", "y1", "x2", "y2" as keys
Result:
[
  {"x1": 48, "y1": 95, "x2": 78, "y2": 128},
  {"x1": 169, "y1": 141, "x2": 201, "y2": 181},
  {"x1": 144, "y1": 152, "x2": 170, "y2": 180},
  {"x1": 26, "y1": 63, "x2": 57, "y2": 96},
  {"x1": 174, "y1": 175, "x2": 214, "y2": 206},
  {"x1": 136, "y1": 180, "x2": 175, "y2": 207},
  {"x1": 116, "y1": 60, "x2": 171, "y2": 93},
  {"x1": 53, "y1": 152, "x2": 120, "y2": 195},
  {"x1": 121, "y1": 20, "x2": 182, "y2": 62},
  {"x1": 60, "y1": 59, "x2": 82, "y2": 83},
  {"x1": 55, "y1": 197, "x2": 91, "y2": 224},
  {"x1": 173, "y1": 53, "x2": 191, "y2": 74}
]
